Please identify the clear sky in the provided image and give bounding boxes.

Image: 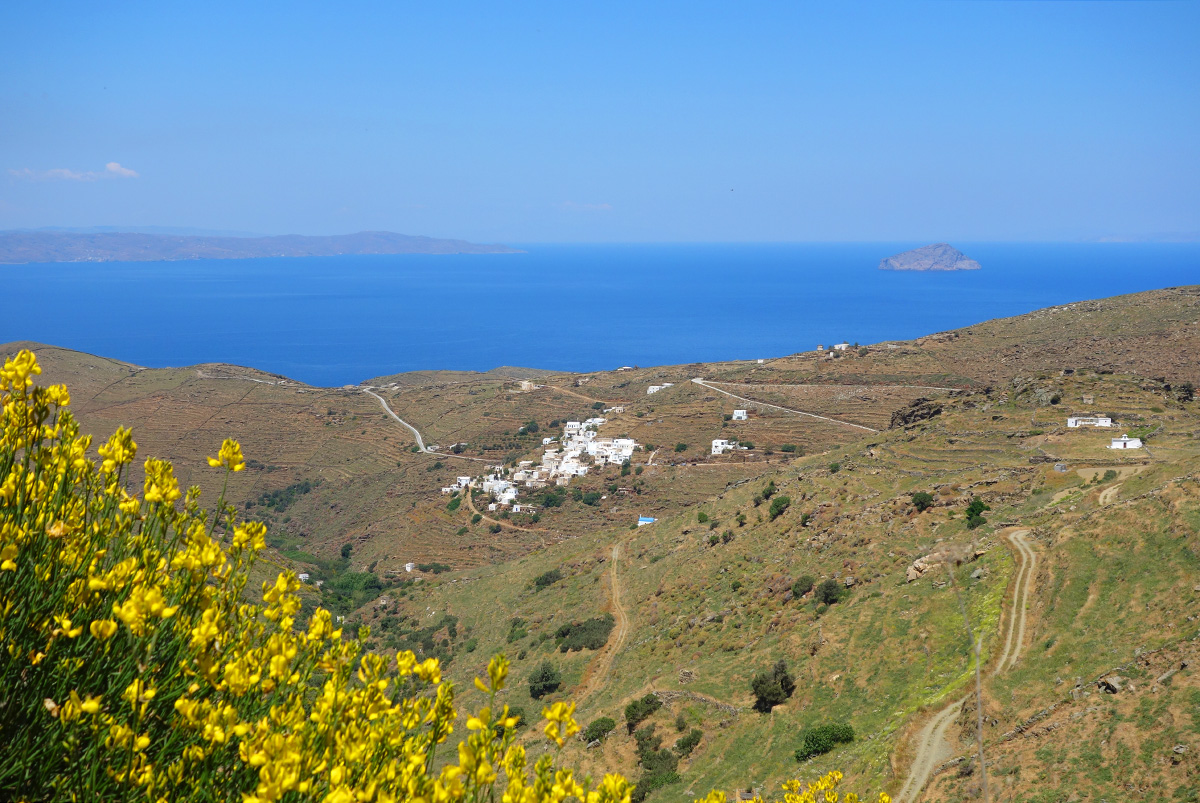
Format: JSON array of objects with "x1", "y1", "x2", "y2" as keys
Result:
[{"x1": 2, "y1": 1, "x2": 1197, "y2": 242}]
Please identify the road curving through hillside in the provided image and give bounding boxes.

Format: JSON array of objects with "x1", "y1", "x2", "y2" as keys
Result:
[
  {"x1": 895, "y1": 528, "x2": 1036, "y2": 802},
  {"x1": 690, "y1": 378, "x2": 879, "y2": 433},
  {"x1": 362, "y1": 387, "x2": 490, "y2": 463}
]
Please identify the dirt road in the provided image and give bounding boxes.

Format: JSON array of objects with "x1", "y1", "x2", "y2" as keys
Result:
[
  {"x1": 573, "y1": 541, "x2": 631, "y2": 708},
  {"x1": 690, "y1": 378, "x2": 878, "y2": 433},
  {"x1": 462, "y1": 488, "x2": 546, "y2": 534},
  {"x1": 895, "y1": 528, "x2": 1037, "y2": 802},
  {"x1": 362, "y1": 387, "x2": 490, "y2": 463}
]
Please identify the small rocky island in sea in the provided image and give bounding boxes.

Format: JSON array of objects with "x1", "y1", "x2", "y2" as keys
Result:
[{"x1": 878, "y1": 242, "x2": 981, "y2": 271}]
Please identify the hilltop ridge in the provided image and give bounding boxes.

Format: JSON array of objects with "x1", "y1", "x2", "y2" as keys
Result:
[{"x1": 0, "y1": 229, "x2": 522, "y2": 264}]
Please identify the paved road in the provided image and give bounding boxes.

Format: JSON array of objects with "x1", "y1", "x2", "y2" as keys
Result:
[
  {"x1": 895, "y1": 528, "x2": 1036, "y2": 802},
  {"x1": 362, "y1": 387, "x2": 490, "y2": 463},
  {"x1": 691, "y1": 377, "x2": 879, "y2": 433}
]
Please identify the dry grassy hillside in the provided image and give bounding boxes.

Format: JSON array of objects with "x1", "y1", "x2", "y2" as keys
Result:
[{"x1": 5, "y1": 284, "x2": 1200, "y2": 801}]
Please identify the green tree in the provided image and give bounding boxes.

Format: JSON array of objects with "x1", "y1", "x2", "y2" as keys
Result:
[
  {"x1": 751, "y1": 660, "x2": 796, "y2": 712},
  {"x1": 528, "y1": 661, "x2": 562, "y2": 699},
  {"x1": 768, "y1": 495, "x2": 791, "y2": 521},
  {"x1": 911, "y1": 491, "x2": 935, "y2": 512}
]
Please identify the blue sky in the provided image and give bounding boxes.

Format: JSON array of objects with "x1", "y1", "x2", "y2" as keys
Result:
[{"x1": 1, "y1": 1, "x2": 1197, "y2": 242}]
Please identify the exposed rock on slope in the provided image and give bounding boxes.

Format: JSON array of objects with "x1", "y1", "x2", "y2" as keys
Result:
[{"x1": 879, "y1": 243, "x2": 982, "y2": 271}]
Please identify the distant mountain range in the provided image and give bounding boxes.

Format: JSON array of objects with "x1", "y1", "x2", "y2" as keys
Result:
[
  {"x1": 0, "y1": 230, "x2": 522, "y2": 264},
  {"x1": 879, "y1": 242, "x2": 982, "y2": 271}
]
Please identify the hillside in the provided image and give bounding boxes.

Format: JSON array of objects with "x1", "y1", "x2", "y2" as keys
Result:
[
  {"x1": 0, "y1": 229, "x2": 522, "y2": 263},
  {"x1": 4, "y1": 284, "x2": 1199, "y2": 801}
]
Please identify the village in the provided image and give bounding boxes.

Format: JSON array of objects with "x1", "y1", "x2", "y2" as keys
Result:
[{"x1": 442, "y1": 416, "x2": 642, "y2": 513}]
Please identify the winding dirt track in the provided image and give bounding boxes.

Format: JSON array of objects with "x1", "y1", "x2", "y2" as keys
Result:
[
  {"x1": 573, "y1": 542, "x2": 631, "y2": 708},
  {"x1": 362, "y1": 387, "x2": 490, "y2": 463},
  {"x1": 895, "y1": 529, "x2": 1036, "y2": 803},
  {"x1": 1098, "y1": 483, "x2": 1122, "y2": 507},
  {"x1": 461, "y1": 488, "x2": 546, "y2": 534},
  {"x1": 690, "y1": 378, "x2": 879, "y2": 433}
]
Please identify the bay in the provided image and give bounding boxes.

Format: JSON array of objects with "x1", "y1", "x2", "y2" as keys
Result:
[{"x1": 5, "y1": 242, "x2": 1198, "y2": 386}]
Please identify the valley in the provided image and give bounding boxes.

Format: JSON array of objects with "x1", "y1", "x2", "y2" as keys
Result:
[{"x1": 4, "y1": 284, "x2": 1199, "y2": 801}]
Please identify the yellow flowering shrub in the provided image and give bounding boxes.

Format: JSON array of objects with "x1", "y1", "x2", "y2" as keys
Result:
[{"x1": 0, "y1": 350, "x2": 887, "y2": 803}]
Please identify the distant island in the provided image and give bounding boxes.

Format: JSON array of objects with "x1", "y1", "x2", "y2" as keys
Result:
[
  {"x1": 878, "y1": 243, "x2": 981, "y2": 271},
  {"x1": 0, "y1": 230, "x2": 522, "y2": 264}
]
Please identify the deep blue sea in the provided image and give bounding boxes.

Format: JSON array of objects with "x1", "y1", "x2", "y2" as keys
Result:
[{"x1": 5, "y1": 243, "x2": 1198, "y2": 387}]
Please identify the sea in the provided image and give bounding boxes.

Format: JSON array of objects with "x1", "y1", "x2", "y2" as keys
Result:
[{"x1": 6, "y1": 242, "x2": 1198, "y2": 387}]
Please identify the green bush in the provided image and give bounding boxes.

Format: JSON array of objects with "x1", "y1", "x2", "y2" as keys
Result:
[
  {"x1": 674, "y1": 443, "x2": 688, "y2": 453},
  {"x1": 582, "y1": 717, "x2": 617, "y2": 743},
  {"x1": 750, "y1": 660, "x2": 796, "y2": 712},
  {"x1": 1102, "y1": 469, "x2": 1118, "y2": 482},
  {"x1": 697, "y1": 512, "x2": 709, "y2": 523},
  {"x1": 815, "y1": 578, "x2": 845, "y2": 606},
  {"x1": 911, "y1": 491, "x2": 934, "y2": 512},
  {"x1": 528, "y1": 661, "x2": 562, "y2": 699},
  {"x1": 533, "y1": 568, "x2": 563, "y2": 590},
  {"x1": 625, "y1": 693, "x2": 663, "y2": 732},
  {"x1": 446, "y1": 496, "x2": 462, "y2": 512},
  {"x1": 965, "y1": 496, "x2": 990, "y2": 529},
  {"x1": 554, "y1": 614, "x2": 615, "y2": 652},
  {"x1": 768, "y1": 495, "x2": 791, "y2": 521},
  {"x1": 471, "y1": 513, "x2": 482, "y2": 524},
  {"x1": 780, "y1": 444, "x2": 797, "y2": 453},
  {"x1": 791, "y1": 575, "x2": 814, "y2": 598},
  {"x1": 828, "y1": 462, "x2": 841, "y2": 474},
  {"x1": 582, "y1": 491, "x2": 603, "y2": 506},
  {"x1": 795, "y1": 723, "x2": 855, "y2": 761},
  {"x1": 674, "y1": 728, "x2": 703, "y2": 757}
]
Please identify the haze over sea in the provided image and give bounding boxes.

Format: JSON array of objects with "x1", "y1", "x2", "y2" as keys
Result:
[{"x1": 9, "y1": 242, "x2": 1199, "y2": 387}]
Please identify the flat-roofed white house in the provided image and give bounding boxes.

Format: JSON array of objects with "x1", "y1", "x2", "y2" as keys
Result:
[
  {"x1": 1068, "y1": 416, "x2": 1113, "y2": 428},
  {"x1": 833, "y1": 342, "x2": 850, "y2": 351},
  {"x1": 732, "y1": 409, "x2": 748, "y2": 420},
  {"x1": 647, "y1": 383, "x2": 674, "y2": 395},
  {"x1": 712, "y1": 438, "x2": 736, "y2": 455},
  {"x1": 1109, "y1": 434, "x2": 1143, "y2": 450}
]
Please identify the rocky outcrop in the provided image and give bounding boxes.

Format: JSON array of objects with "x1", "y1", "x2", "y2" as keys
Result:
[
  {"x1": 890, "y1": 398, "x2": 944, "y2": 428},
  {"x1": 878, "y1": 243, "x2": 981, "y2": 271}
]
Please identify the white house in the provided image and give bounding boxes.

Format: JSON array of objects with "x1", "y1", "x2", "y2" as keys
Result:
[
  {"x1": 833, "y1": 342, "x2": 850, "y2": 351},
  {"x1": 1109, "y1": 434, "x2": 1143, "y2": 450},
  {"x1": 1067, "y1": 416, "x2": 1112, "y2": 428},
  {"x1": 297, "y1": 573, "x2": 310, "y2": 582},
  {"x1": 732, "y1": 409, "x2": 748, "y2": 421},
  {"x1": 647, "y1": 383, "x2": 674, "y2": 395},
  {"x1": 404, "y1": 562, "x2": 416, "y2": 573},
  {"x1": 637, "y1": 516, "x2": 657, "y2": 527},
  {"x1": 712, "y1": 439, "x2": 737, "y2": 455},
  {"x1": 456, "y1": 476, "x2": 472, "y2": 488},
  {"x1": 757, "y1": 359, "x2": 765, "y2": 364},
  {"x1": 817, "y1": 345, "x2": 825, "y2": 352}
]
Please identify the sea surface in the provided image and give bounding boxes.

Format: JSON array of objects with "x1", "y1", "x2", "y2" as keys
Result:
[{"x1": 5, "y1": 243, "x2": 1198, "y2": 387}]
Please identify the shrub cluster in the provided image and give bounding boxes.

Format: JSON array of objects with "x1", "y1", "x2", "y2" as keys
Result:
[
  {"x1": 554, "y1": 614, "x2": 616, "y2": 652},
  {"x1": 795, "y1": 723, "x2": 855, "y2": 761},
  {"x1": 910, "y1": 491, "x2": 934, "y2": 512},
  {"x1": 965, "y1": 496, "x2": 990, "y2": 529},
  {"x1": 582, "y1": 716, "x2": 617, "y2": 743},
  {"x1": 751, "y1": 660, "x2": 796, "y2": 712},
  {"x1": 533, "y1": 567, "x2": 563, "y2": 590},
  {"x1": 528, "y1": 660, "x2": 562, "y2": 699},
  {"x1": 674, "y1": 728, "x2": 703, "y2": 757},
  {"x1": 631, "y1": 725, "x2": 680, "y2": 803},
  {"x1": 624, "y1": 693, "x2": 663, "y2": 732},
  {"x1": 768, "y1": 495, "x2": 791, "y2": 521}
]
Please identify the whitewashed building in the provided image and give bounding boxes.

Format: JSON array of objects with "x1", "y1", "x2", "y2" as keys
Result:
[
  {"x1": 732, "y1": 409, "x2": 748, "y2": 420},
  {"x1": 647, "y1": 383, "x2": 674, "y2": 395},
  {"x1": 712, "y1": 439, "x2": 736, "y2": 455},
  {"x1": 1067, "y1": 416, "x2": 1113, "y2": 428},
  {"x1": 1109, "y1": 435, "x2": 1143, "y2": 450},
  {"x1": 833, "y1": 342, "x2": 850, "y2": 351}
]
